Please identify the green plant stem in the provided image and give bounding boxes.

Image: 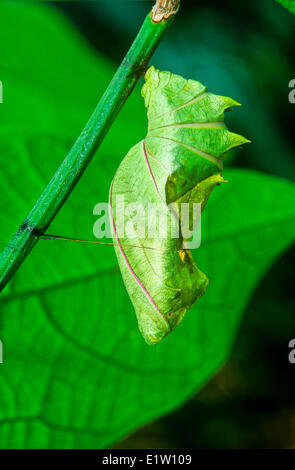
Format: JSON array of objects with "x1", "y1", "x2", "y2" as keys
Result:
[{"x1": 0, "y1": 2, "x2": 180, "y2": 292}]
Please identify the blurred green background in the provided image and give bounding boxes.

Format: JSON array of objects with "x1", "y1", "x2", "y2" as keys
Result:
[
  {"x1": 0, "y1": 0, "x2": 294, "y2": 449},
  {"x1": 54, "y1": 0, "x2": 295, "y2": 448}
]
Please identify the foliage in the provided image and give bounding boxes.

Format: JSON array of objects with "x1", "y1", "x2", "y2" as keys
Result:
[
  {"x1": 276, "y1": 0, "x2": 295, "y2": 14},
  {"x1": 0, "y1": 2, "x2": 294, "y2": 448}
]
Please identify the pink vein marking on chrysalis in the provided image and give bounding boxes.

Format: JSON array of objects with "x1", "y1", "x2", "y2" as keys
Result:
[{"x1": 109, "y1": 181, "x2": 170, "y2": 328}]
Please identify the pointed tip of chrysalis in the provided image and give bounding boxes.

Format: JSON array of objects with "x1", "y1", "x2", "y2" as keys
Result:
[
  {"x1": 144, "y1": 65, "x2": 157, "y2": 82},
  {"x1": 221, "y1": 96, "x2": 242, "y2": 110},
  {"x1": 225, "y1": 133, "x2": 251, "y2": 154},
  {"x1": 142, "y1": 66, "x2": 160, "y2": 108},
  {"x1": 234, "y1": 134, "x2": 252, "y2": 146}
]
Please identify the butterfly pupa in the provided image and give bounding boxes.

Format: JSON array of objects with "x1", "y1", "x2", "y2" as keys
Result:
[{"x1": 110, "y1": 67, "x2": 249, "y2": 345}]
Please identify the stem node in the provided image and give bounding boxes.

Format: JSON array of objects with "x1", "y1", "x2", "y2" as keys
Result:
[{"x1": 152, "y1": 0, "x2": 180, "y2": 23}]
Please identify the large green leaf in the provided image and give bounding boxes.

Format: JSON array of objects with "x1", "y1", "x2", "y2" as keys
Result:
[
  {"x1": 276, "y1": 0, "x2": 295, "y2": 14},
  {"x1": 0, "y1": 2, "x2": 295, "y2": 448}
]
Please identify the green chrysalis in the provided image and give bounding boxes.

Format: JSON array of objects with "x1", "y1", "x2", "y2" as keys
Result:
[{"x1": 110, "y1": 67, "x2": 249, "y2": 345}]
